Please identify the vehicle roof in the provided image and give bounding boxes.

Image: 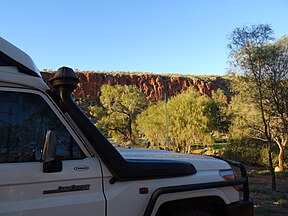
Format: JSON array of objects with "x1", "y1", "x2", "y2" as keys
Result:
[
  {"x1": 0, "y1": 37, "x2": 49, "y2": 90},
  {"x1": 0, "y1": 37, "x2": 40, "y2": 77}
]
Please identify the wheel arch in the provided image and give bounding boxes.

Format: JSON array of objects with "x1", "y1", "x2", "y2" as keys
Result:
[
  {"x1": 155, "y1": 195, "x2": 227, "y2": 216},
  {"x1": 147, "y1": 188, "x2": 231, "y2": 216}
]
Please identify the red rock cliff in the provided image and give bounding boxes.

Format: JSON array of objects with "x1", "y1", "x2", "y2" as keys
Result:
[{"x1": 41, "y1": 72, "x2": 230, "y2": 102}]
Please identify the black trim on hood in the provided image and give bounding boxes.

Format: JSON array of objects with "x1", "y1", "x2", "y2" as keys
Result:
[{"x1": 49, "y1": 67, "x2": 196, "y2": 183}]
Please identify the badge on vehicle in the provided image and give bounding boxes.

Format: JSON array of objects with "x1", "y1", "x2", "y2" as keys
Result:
[{"x1": 74, "y1": 166, "x2": 90, "y2": 171}]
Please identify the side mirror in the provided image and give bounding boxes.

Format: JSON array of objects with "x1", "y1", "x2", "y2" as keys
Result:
[
  {"x1": 41, "y1": 130, "x2": 62, "y2": 173},
  {"x1": 41, "y1": 130, "x2": 56, "y2": 162}
]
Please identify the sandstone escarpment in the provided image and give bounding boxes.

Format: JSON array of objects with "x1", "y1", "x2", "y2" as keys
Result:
[{"x1": 41, "y1": 72, "x2": 230, "y2": 102}]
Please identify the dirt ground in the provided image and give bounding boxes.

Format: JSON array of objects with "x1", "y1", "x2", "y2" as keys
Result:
[{"x1": 246, "y1": 166, "x2": 288, "y2": 216}]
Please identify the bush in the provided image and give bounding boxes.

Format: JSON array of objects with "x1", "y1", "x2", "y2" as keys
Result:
[
  {"x1": 223, "y1": 138, "x2": 278, "y2": 167},
  {"x1": 260, "y1": 147, "x2": 278, "y2": 167},
  {"x1": 276, "y1": 199, "x2": 288, "y2": 207}
]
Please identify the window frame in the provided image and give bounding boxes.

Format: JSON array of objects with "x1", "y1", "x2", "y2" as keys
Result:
[{"x1": 0, "y1": 86, "x2": 92, "y2": 162}]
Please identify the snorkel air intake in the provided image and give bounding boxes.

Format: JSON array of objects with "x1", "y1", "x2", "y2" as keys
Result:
[
  {"x1": 49, "y1": 67, "x2": 196, "y2": 183},
  {"x1": 49, "y1": 67, "x2": 79, "y2": 91}
]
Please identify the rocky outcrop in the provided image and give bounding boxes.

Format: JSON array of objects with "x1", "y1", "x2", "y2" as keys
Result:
[{"x1": 41, "y1": 72, "x2": 230, "y2": 102}]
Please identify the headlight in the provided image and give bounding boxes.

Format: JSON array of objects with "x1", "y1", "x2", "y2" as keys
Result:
[
  {"x1": 219, "y1": 169, "x2": 236, "y2": 181},
  {"x1": 219, "y1": 168, "x2": 240, "y2": 190}
]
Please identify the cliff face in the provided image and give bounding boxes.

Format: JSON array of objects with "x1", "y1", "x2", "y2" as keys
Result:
[{"x1": 41, "y1": 72, "x2": 230, "y2": 102}]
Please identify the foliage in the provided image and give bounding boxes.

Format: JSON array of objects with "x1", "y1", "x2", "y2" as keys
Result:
[
  {"x1": 228, "y1": 77, "x2": 265, "y2": 141},
  {"x1": 136, "y1": 87, "x2": 230, "y2": 153},
  {"x1": 168, "y1": 87, "x2": 213, "y2": 152},
  {"x1": 89, "y1": 105, "x2": 106, "y2": 123},
  {"x1": 204, "y1": 89, "x2": 231, "y2": 138},
  {"x1": 75, "y1": 97, "x2": 99, "y2": 114},
  {"x1": 277, "y1": 199, "x2": 288, "y2": 207},
  {"x1": 136, "y1": 102, "x2": 166, "y2": 149},
  {"x1": 255, "y1": 170, "x2": 288, "y2": 177},
  {"x1": 228, "y1": 24, "x2": 288, "y2": 181},
  {"x1": 90, "y1": 84, "x2": 148, "y2": 144},
  {"x1": 223, "y1": 138, "x2": 278, "y2": 167}
]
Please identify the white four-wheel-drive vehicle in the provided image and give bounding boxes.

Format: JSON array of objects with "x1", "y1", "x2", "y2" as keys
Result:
[{"x1": 0, "y1": 37, "x2": 253, "y2": 216}]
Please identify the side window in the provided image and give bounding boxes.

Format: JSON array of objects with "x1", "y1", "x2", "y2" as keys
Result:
[{"x1": 0, "y1": 91, "x2": 85, "y2": 163}]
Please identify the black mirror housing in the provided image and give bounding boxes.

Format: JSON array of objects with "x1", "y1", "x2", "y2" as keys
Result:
[{"x1": 43, "y1": 159, "x2": 63, "y2": 173}]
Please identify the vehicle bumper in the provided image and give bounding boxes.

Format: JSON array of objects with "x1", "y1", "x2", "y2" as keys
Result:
[{"x1": 225, "y1": 200, "x2": 254, "y2": 216}]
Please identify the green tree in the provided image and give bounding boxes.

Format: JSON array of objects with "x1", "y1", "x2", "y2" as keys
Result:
[
  {"x1": 204, "y1": 89, "x2": 231, "y2": 138},
  {"x1": 136, "y1": 102, "x2": 166, "y2": 149},
  {"x1": 89, "y1": 105, "x2": 107, "y2": 123},
  {"x1": 228, "y1": 77, "x2": 264, "y2": 141},
  {"x1": 228, "y1": 24, "x2": 276, "y2": 189},
  {"x1": 260, "y1": 36, "x2": 288, "y2": 172},
  {"x1": 227, "y1": 77, "x2": 280, "y2": 167},
  {"x1": 228, "y1": 24, "x2": 288, "y2": 189},
  {"x1": 97, "y1": 84, "x2": 148, "y2": 143},
  {"x1": 168, "y1": 87, "x2": 213, "y2": 153},
  {"x1": 137, "y1": 87, "x2": 220, "y2": 153}
]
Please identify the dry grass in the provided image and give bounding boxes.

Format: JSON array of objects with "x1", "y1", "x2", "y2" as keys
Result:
[{"x1": 247, "y1": 166, "x2": 288, "y2": 216}]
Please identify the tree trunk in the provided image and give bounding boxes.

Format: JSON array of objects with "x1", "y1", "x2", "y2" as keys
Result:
[
  {"x1": 277, "y1": 144, "x2": 285, "y2": 172},
  {"x1": 185, "y1": 143, "x2": 191, "y2": 154},
  {"x1": 268, "y1": 141, "x2": 277, "y2": 191},
  {"x1": 128, "y1": 114, "x2": 133, "y2": 142},
  {"x1": 255, "y1": 77, "x2": 276, "y2": 191}
]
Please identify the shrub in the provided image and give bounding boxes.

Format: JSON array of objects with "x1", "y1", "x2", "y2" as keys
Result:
[
  {"x1": 276, "y1": 199, "x2": 288, "y2": 207},
  {"x1": 223, "y1": 138, "x2": 278, "y2": 167}
]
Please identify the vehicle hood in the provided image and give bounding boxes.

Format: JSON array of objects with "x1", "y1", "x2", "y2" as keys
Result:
[{"x1": 117, "y1": 148, "x2": 231, "y2": 171}]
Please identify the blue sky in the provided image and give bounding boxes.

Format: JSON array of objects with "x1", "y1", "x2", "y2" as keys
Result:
[{"x1": 1, "y1": 0, "x2": 287, "y2": 75}]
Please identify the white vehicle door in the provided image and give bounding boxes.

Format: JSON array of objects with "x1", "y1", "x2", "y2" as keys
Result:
[{"x1": 0, "y1": 88, "x2": 105, "y2": 216}]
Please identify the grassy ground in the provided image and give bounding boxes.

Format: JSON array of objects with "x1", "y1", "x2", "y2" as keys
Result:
[{"x1": 247, "y1": 166, "x2": 288, "y2": 216}]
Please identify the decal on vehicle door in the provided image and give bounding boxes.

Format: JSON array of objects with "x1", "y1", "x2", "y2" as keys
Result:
[{"x1": 43, "y1": 184, "x2": 90, "y2": 194}]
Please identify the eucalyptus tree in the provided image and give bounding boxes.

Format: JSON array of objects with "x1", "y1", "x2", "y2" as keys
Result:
[
  {"x1": 92, "y1": 84, "x2": 148, "y2": 143},
  {"x1": 228, "y1": 24, "x2": 288, "y2": 190}
]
